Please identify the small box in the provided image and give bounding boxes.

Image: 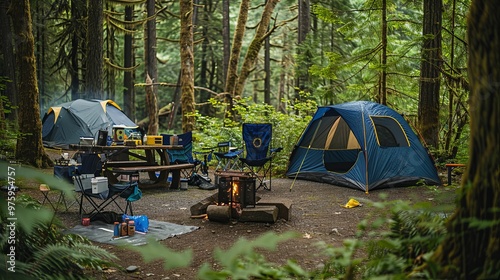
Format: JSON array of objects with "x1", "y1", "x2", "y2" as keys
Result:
[
  {"x1": 146, "y1": 136, "x2": 163, "y2": 145},
  {"x1": 91, "y1": 177, "x2": 108, "y2": 194},
  {"x1": 79, "y1": 137, "x2": 94, "y2": 145},
  {"x1": 74, "y1": 174, "x2": 95, "y2": 191}
]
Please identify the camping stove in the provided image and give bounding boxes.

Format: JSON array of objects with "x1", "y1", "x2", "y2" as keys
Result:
[{"x1": 217, "y1": 172, "x2": 256, "y2": 209}]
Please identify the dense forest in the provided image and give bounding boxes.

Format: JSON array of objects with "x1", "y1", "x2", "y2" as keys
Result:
[
  {"x1": 1, "y1": 0, "x2": 471, "y2": 164},
  {"x1": 1, "y1": 1, "x2": 500, "y2": 279}
]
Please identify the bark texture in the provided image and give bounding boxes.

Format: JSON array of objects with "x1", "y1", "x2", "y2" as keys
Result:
[
  {"x1": 234, "y1": 0, "x2": 279, "y2": 98},
  {"x1": 224, "y1": 0, "x2": 250, "y2": 95},
  {"x1": 179, "y1": 0, "x2": 195, "y2": 132},
  {"x1": 431, "y1": 1, "x2": 500, "y2": 279},
  {"x1": 0, "y1": 0, "x2": 18, "y2": 121},
  {"x1": 85, "y1": 0, "x2": 104, "y2": 99},
  {"x1": 418, "y1": 0, "x2": 442, "y2": 149},
  {"x1": 10, "y1": 0, "x2": 50, "y2": 167},
  {"x1": 145, "y1": 0, "x2": 158, "y2": 135}
]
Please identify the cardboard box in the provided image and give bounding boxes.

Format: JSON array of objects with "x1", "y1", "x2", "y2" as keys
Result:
[
  {"x1": 74, "y1": 174, "x2": 95, "y2": 191},
  {"x1": 91, "y1": 177, "x2": 108, "y2": 194}
]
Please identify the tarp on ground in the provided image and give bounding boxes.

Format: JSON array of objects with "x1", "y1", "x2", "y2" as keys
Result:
[{"x1": 66, "y1": 220, "x2": 199, "y2": 246}]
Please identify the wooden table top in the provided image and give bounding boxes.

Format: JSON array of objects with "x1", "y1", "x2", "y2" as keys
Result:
[{"x1": 70, "y1": 144, "x2": 183, "y2": 150}]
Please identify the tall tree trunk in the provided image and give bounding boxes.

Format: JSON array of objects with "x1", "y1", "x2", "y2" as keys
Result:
[
  {"x1": 224, "y1": 0, "x2": 249, "y2": 96},
  {"x1": 34, "y1": 1, "x2": 46, "y2": 108},
  {"x1": 222, "y1": 0, "x2": 230, "y2": 86},
  {"x1": 223, "y1": 0, "x2": 249, "y2": 119},
  {"x1": 145, "y1": 0, "x2": 158, "y2": 135},
  {"x1": 418, "y1": 0, "x2": 442, "y2": 149},
  {"x1": 380, "y1": 0, "x2": 387, "y2": 105},
  {"x1": 264, "y1": 14, "x2": 271, "y2": 105},
  {"x1": 10, "y1": 0, "x2": 50, "y2": 167},
  {"x1": 0, "y1": 0, "x2": 18, "y2": 122},
  {"x1": 295, "y1": 0, "x2": 310, "y2": 98},
  {"x1": 85, "y1": 0, "x2": 104, "y2": 99},
  {"x1": 199, "y1": 6, "x2": 210, "y2": 116},
  {"x1": 445, "y1": 0, "x2": 457, "y2": 155},
  {"x1": 70, "y1": 0, "x2": 82, "y2": 100},
  {"x1": 180, "y1": 0, "x2": 195, "y2": 133},
  {"x1": 105, "y1": 3, "x2": 116, "y2": 101},
  {"x1": 430, "y1": 1, "x2": 500, "y2": 279},
  {"x1": 123, "y1": 5, "x2": 135, "y2": 120},
  {"x1": 234, "y1": 0, "x2": 279, "y2": 98}
]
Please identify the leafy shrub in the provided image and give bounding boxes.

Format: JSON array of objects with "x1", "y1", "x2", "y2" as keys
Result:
[
  {"x1": 193, "y1": 95, "x2": 317, "y2": 175},
  {"x1": 0, "y1": 171, "x2": 118, "y2": 280}
]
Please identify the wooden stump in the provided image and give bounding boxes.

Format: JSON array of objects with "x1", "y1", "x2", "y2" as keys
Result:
[{"x1": 207, "y1": 205, "x2": 231, "y2": 223}]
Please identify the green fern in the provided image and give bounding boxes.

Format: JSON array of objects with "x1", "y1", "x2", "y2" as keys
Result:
[
  {"x1": 25, "y1": 243, "x2": 117, "y2": 280},
  {"x1": 0, "y1": 170, "x2": 119, "y2": 279}
]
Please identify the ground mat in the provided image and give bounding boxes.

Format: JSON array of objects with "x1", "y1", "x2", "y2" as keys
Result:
[{"x1": 66, "y1": 220, "x2": 199, "y2": 246}]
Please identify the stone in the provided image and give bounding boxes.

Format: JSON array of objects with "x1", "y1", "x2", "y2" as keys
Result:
[
  {"x1": 126, "y1": 265, "x2": 138, "y2": 272},
  {"x1": 239, "y1": 205, "x2": 278, "y2": 223},
  {"x1": 256, "y1": 198, "x2": 292, "y2": 221}
]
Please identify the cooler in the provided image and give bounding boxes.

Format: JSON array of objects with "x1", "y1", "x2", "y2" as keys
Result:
[
  {"x1": 91, "y1": 177, "x2": 108, "y2": 194},
  {"x1": 74, "y1": 174, "x2": 95, "y2": 191}
]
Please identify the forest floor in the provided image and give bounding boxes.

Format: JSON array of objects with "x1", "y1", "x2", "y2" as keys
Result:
[{"x1": 22, "y1": 150, "x2": 460, "y2": 279}]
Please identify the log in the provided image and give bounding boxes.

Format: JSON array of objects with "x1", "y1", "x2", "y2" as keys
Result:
[
  {"x1": 207, "y1": 205, "x2": 230, "y2": 223},
  {"x1": 239, "y1": 206, "x2": 278, "y2": 223},
  {"x1": 190, "y1": 193, "x2": 218, "y2": 216}
]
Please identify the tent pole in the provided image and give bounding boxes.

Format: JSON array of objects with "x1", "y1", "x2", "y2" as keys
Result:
[
  {"x1": 361, "y1": 106, "x2": 369, "y2": 194},
  {"x1": 289, "y1": 119, "x2": 322, "y2": 192}
]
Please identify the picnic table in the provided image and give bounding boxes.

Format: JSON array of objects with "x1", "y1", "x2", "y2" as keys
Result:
[{"x1": 70, "y1": 144, "x2": 193, "y2": 188}]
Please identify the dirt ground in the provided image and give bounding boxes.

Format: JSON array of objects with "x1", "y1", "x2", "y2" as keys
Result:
[
  {"x1": 19, "y1": 147, "x2": 460, "y2": 279},
  {"x1": 22, "y1": 160, "x2": 459, "y2": 280}
]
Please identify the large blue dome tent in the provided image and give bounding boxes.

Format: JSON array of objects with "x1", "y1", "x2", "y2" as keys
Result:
[
  {"x1": 286, "y1": 101, "x2": 441, "y2": 192},
  {"x1": 42, "y1": 99, "x2": 137, "y2": 149}
]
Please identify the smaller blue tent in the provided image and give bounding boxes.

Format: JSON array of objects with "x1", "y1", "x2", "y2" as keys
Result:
[{"x1": 286, "y1": 101, "x2": 441, "y2": 192}]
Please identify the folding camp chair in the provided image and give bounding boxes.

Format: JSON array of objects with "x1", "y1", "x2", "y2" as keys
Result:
[
  {"x1": 42, "y1": 164, "x2": 79, "y2": 212},
  {"x1": 161, "y1": 131, "x2": 211, "y2": 178},
  {"x1": 213, "y1": 141, "x2": 243, "y2": 172},
  {"x1": 74, "y1": 153, "x2": 140, "y2": 223},
  {"x1": 39, "y1": 184, "x2": 70, "y2": 212},
  {"x1": 238, "y1": 123, "x2": 282, "y2": 190},
  {"x1": 75, "y1": 171, "x2": 140, "y2": 223}
]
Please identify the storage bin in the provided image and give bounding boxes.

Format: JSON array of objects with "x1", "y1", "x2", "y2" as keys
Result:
[
  {"x1": 74, "y1": 174, "x2": 95, "y2": 191},
  {"x1": 146, "y1": 136, "x2": 163, "y2": 145},
  {"x1": 91, "y1": 177, "x2": 108, "y2": 194}
]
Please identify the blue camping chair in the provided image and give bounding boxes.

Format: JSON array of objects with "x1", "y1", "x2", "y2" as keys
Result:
[
  {"x1": 239, "y1": 123, "x2": 282, "y2": 190},
  {"x1": 74, "y1": 153, "x2": 140, "y2": 223},
  {"x1": 213, "y1": 141, "x2": 243, "y2": 172},
  {"x1": 161, "y1": 131, "x2": 210, "y2": 178}
]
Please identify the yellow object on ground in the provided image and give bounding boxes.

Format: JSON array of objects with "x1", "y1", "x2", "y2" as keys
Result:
[{"x1": 342, "y1": 198, "x2": 362, "y2": 208}]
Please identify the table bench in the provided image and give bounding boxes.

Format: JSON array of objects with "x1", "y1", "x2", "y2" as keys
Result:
[
  {"x1": 445, "y1": 163, "x2": 466, "y2": 185},
  {"x1": 113, "y1": 163, "x2": 194, "y2": 189}
]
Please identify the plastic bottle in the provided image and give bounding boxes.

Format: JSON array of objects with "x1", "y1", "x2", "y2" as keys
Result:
[
  {"x1": 121, "y1": 222, "x2": 128, "y2": 236},
  {"x1": 171, "y1": 134, "x2": 178, "y2": 145},
  {"x1": 143, "y1": 134, "x2": 148, "y2": 145},
  {"x1": 128, "y1": 221, "x2": 135, "y2": 236},
  {"x1": 113, "y1": 222, "x2": 120, "y2": 237}
]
